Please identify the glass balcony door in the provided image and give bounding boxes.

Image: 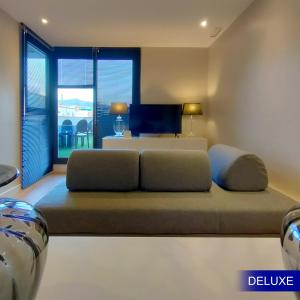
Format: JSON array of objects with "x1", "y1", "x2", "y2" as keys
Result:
[
  {"x1": 56, "y1": 57, "x2": 94, "y2": 160},
  {"x1": 57, "y1": 88, "x2": 94, "y2": 158}
]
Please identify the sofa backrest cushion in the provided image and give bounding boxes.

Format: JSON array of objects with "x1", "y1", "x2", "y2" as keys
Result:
[
  {"x1": 67, "y1": 150, "x2": 139, "y2": 191},
  {"x1": 208, "y1": 144, "x2": 268, "y2": 191},
  {"x1": 140, "y1": 150, "x2": 212, "y2": 192}
]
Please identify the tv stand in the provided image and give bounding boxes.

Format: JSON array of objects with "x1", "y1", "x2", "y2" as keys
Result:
[{"x1": 102, "y1": 136, "x2": 207, "y2": 151}]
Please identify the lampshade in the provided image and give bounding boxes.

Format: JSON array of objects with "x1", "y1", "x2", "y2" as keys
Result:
[
  {"x1": 182, "y1": 103, "x2": 203, "y2": 115},
  {"x1": 110, "y1": 102, "x2": 128, "y2": 115}
]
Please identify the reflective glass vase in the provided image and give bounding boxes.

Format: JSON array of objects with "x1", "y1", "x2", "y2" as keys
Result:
[{"x1": 0, "y1": 199, "x2": 48, "y2": 300}]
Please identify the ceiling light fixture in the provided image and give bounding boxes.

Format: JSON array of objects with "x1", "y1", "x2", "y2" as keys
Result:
[
  {"x1": 41, "y1": 18, "x2": 48, "y2": 24},
  {"x1": 200, "y1": 19, "x2": 208, "y2": 28}
]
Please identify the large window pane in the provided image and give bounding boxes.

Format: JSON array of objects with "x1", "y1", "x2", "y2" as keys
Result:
[
  {"x1": 96, "y1": 60, "x2": 133, "y2": 145},
  {"x1": 57, "y1": 88, "x2": 93, "y2": 158},
  {"x1": 97, "y1": 60, "x2": 133, "y2": 105}
]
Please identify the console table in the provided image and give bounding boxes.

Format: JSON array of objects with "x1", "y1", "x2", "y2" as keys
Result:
[{"x1": 102, "y1": 136, "x2": 207, "y2": 151}]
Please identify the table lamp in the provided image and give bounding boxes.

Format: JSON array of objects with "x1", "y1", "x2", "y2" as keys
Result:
[
  {"x1": 110, "y1": 102, "x2": 128, "y2": 136},
  {"x1": 182, "y1": 103, "x2": 203, "y2": 137}
]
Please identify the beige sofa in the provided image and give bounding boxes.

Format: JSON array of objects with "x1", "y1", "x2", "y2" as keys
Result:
[{"x1": 35, "y1": 145, "x2": 297, "y2": 236}]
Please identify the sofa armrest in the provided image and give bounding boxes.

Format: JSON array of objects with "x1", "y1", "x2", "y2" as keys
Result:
[{"x1": 208, "y1": 144, "x2": 268, "y2": 191}]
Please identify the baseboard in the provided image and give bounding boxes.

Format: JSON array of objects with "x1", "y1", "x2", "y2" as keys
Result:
[
  {"x1": 269, "y1": 184, "x2": 300, "y2": 203},
  {"x1": 53, "y1": 164, "x2": 67, "y2": 173},
  {"x1": 0, "y1": 182, "x2": 21, "y2": 198}
]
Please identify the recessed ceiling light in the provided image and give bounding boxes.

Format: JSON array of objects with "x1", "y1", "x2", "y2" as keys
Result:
[
  {"x1": 200, "y1": 19, "x2": 208, "y2": 28},
  {"x1": 41, "y1": 18, "x2": 48, "y2": 24}
]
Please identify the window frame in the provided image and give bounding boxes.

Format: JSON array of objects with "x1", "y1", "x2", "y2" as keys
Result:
[
  {"x1": 52, "y1": 47, "x2": 94, "y2": 164},
  {"x1": 53, "y1": 47, "x2": 141, "y2": 163}
]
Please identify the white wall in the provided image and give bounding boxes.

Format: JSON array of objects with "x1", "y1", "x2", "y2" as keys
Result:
[
  {"x1": 141, "y1": 47, "x2": 208, "y2": 137},
  {"x1": 208, "y1": 0, "x2": 300, "y2": 201},
  {"x1": 0, "y1": 8, "x2": 20, "y2": 194}
]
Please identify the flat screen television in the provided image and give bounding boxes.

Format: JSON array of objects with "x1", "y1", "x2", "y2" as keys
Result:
[{"x1": 129, "y1": 104, "x2": 182, "y2": 136}]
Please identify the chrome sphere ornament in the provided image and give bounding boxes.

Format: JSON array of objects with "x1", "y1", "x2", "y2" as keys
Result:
[
  {"x1": 281, "y1": 205, "x2": 300, "y2": 270},
  {"x1": 0, "y1": 199, "x2": 48, "y2": 300}
]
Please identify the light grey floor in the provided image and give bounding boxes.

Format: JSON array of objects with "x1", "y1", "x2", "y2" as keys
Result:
[{"x1": 37, "y1": 237, "x2": 297, "y2": 300}]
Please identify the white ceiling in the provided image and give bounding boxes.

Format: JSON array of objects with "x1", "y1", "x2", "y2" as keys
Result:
[{"x1": 0, "y1": 0, "x2": 253, "y2": 47}]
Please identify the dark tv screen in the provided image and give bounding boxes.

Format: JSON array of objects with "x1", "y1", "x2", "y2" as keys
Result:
[{"x1": 129, "y1": 104, "x2": 182, "y2": 136}]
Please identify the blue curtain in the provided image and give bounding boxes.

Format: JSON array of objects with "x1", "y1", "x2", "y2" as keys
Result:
[{"x1": 21, "y1": 25, "x2": 53, "y2": 188}]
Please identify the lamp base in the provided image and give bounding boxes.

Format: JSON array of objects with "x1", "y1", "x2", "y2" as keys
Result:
[
  {"x1": 114, "y1": 132, "x2": 124, "y2": 137},
  {"x1": 188, "y1": 115, "x2": 195, "y2": 137},
  {"x1": 113, "y1": 115, "x2": 125, "y2": 137}
]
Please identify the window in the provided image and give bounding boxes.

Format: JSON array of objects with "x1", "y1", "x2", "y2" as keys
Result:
[
  {"x1": 96, "y1": 60, "x2": 133, "y2": 147},
  {"x1": 54, "y1": 48, "x2": 140, "y2": 162},
  {"x1": 55, "y1": 57, "x2": 94, "y2": 160},
  {"x1": 21, "y1": 26, "x2": 52, "y2": 188},
  {"x1": 21, "y1": 27, "x2": 141, "y2": 179},
  {"x1": 94, "y1": 48, "x2": 141, "y2": 149},
  {"x1": 57, "y1": 88, "x2": 94, "y2": 158}
]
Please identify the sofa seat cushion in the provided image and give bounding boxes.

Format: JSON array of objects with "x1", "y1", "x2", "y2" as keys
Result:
[
  {"x1": 213, "y1": 187, "x2": 294, "y2": 234},
  {"x1": 140, "y1": 150, "x2": 212, "y2": 192},
  {"x1": 36, "y1": 183, "x2": 218, "y2": 235},
  {"x1": 66, "y1": 150, "x2": 140, "y2": 191},
  {"x1": 35, "y1": 183, "x2": 296, "y2": 236},
  {"x1": 208, "y1": 144, "x2": 268, "y2": 191}
]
